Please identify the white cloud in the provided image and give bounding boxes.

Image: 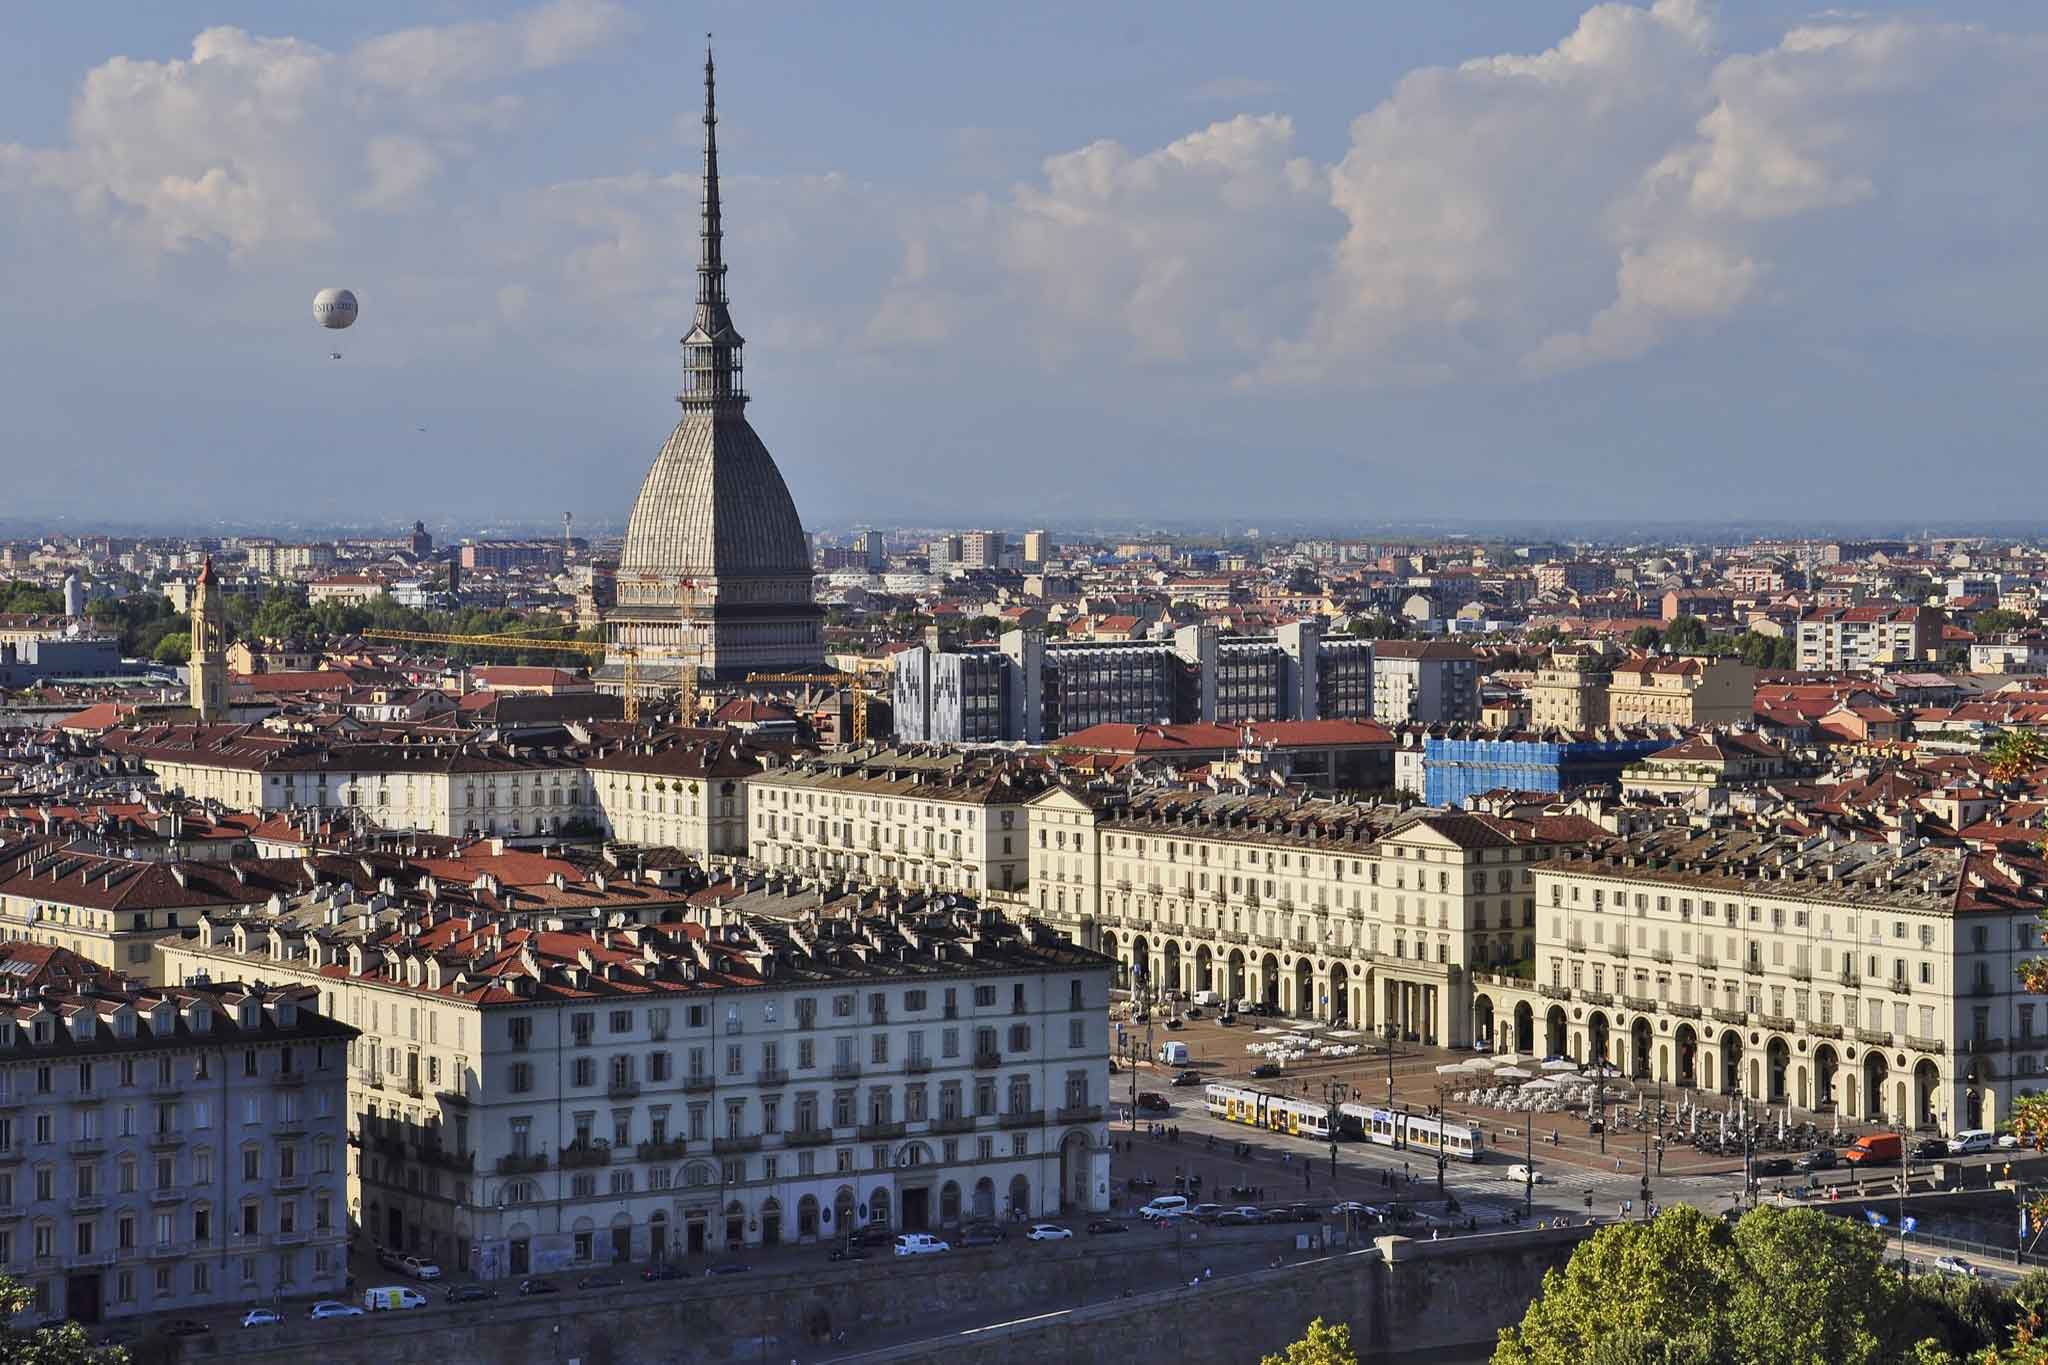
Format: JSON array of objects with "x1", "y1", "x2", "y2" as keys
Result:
[{"x1": 351, "y1": 0, "x2": 633, "y2": 97}]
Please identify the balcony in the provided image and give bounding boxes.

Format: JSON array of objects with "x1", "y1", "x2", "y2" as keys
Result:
[
  {"x1": 1888, "y1": 978, "x2": 1911, "y2": 996},
  {"x1": 1668, "y1": 1003, "x2": 1702, "y2": 1020},
  {"x1": 495, "y1": 1153, "x2": 548, "y2": 1176},
  {"x1": 1805, "y1": 1022, "x2": 1843, "y2": 1040},
  {"x1": 147, "y1": 1188, "x2": 184, "y2": 1206},
  {"x1": 1565, "y1": 938, "x2": 1587, "y2": 953},
  {"x1": 1580, "y1": 990, "x2": 1614, "y2": 1008},
  {"x1": 1758, "y1": 1014, "x2": 1795, "y2": 1034},
  {"x1": 273, "y1": 1070, "x2": 306, "y2": 1088},
  {"x1": 1622, "y1": 995, "x2": 1658, "y2": 1014},
  {"x1": 635, "y1": 1138, "x2": 689, "y2": 1162},
  {"x1": 1606, "y1": 943, "x2": 1630, "y2": 960},
  {"x1": 755, "y1": 1069, "x2": 789, "y2": 1088},
  {"x1": 1970, "y1": 981, "x2": 2002, "y2": 997},
  {"x1": 1254, "y1": 935, "x2": 1283, "y2": 951},
  {"x1": 681, "y1": 1074, "x2": 715, "y2": 1094},
  {"x1": 999, "y1": 1109, "x2": 1045, "y2": 1130},
  {"x1": 274, "y1": 1229, "x2": 309, "y2": 1247},
  {"x1": 830, "y1": 1062, "x2": 863, "y2": 1081},
  {"x1": 0, "y1": 1147, "x2": 21, "y2": 1166},
  {"x1": 857, "y1": 1121, "x2": 907, "y2": 1141},
  {"x1": 1538, "y1": 984, "x2": 1571, "y2": 1001},
  {"x1": 276, "y1": 1173, "x2": 308, "y2": 1192},
  {"x1": 1056, "y1": 1104, "x2": 1103, "y2": 1124},
  {"x1": 905, "y1": 1057, "x2": 934, "y2": 1075},
  {"x1": 869, "y1": 1010, "x2": 890, "y2": 1027},
  {"x1": 1697, "y1": 956, "x2": 1719, "y2": 971},
  {"x1": 781, "y1": 1128, "x2": 833, "y2": 1149},
  {"x1": 147, "y1": 1132, "x2": 184, "y2": 1151},
  {"x1": 1839, "y1": 973, "x2": 1861, "y2": 988},
  {"x1": 73, "y1": 1194, "x2": 106, "y2": 1213},
  {"x1": 1650, "y1": 949, "x2": 1673, "y2": 964},
  {"x1": 1741, "y1": 961, "x2": 1764, "y2": 977},
  {"x1": 146, "y1": 1241, "x2": 187, "y2": 1261},
  {"x1": 1790, "y1": 966, "x2": 1812, "y2": 982},
  {"x1": 1905, "y1": 1036, "x2": 1947, "y2": 1055},
  {"x1": 972, "y1": 1052, "x2": 1002, "y2": 1070},
  {"x1": 1854, "y1": 1028, "x2": 1892, "y2": 1047},
  {"x1": 146, "y1": 1080, "x2": 180, "y2": 1098},
  {"x1": 559, "y1": 1143, "x2": 612, "y2": 1170},
  {"x1": 1711, "y1": 1008, "x2": 1747, "y2": 1026},
  {"x1": 607, "y1": 1080, "x2": 642, "y2": 1101},
  {"x1": 68, "y1": 1138, "x2": 106, "y2": 1157},
  {"x1": 420, "y1": 1146, "x2": 474, "y2": 1173},
  {"x1": 711, "y1": 1135, "x2": 762, "y2": 1156},
  {"x1": 571, "y1": 1032, "x2": 595, "y2": 1050},
  {"x1": 1964, "y1": 1037, "x2": 2008, "y2": 1054},
  {"x1": 0, "y1": 1206, "x2": 21, "y2": 1222},
  {"x1": 930, "y1": 1115, "x2": 977, "y2": 1135}
]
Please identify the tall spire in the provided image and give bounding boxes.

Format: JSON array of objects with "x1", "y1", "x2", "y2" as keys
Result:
[{"x1": 681, "y1": 39, "x2": 746, "y2": 409}]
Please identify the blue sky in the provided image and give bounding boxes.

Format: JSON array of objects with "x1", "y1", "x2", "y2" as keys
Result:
[{"x1": 4, "y1": 0, "x2": 2047, "y2": 532}]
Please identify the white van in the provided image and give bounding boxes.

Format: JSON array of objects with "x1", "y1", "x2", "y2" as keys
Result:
[
  {"x1": 1139, "y1": 1195, "x2": 1190, "y2": 1221},
  {"x1": 1157, "y1": 1041, "x2": 1191, "y2": 1066},
  {"x1": 364, "y1": 1285, "x2": 428, "y2": 1311},
  {"x1": 1949, "y1": 1130, "x2": 1995, "y2": 1156},
  {"x1": 1193, "y1": 990, "x2": 1222, "y2": 1008}
]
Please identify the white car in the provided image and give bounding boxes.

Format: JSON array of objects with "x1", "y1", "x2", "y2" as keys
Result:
[
  {"x1": 307, "y1": 1300, "x2": 366, "y2": 1320},
  {"x1": 240, "y1": 1309, "x2": 282, "y2": 1328},
  {"x1": 1138, "y1": 1196, "x2": 1190, "y2": 1221},
  {"x1": 1026, "y1": 1223, "x2": 1073, "y2": 1241},
  {"x1": 401, "y1": 1255, "x2": 443, "y2": 1280},
  {"x1": 892, "y1": 1233, "x2": 950, "y2": 1256},
  {"x1": 1934, "y1": 1255, "x2": 1980, "y2": 1278},
  {"x1": 1508, "y1": 1163, "x2": 1543, "y2": 1185}
]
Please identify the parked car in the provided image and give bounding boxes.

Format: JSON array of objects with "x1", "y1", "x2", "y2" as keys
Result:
[
  {"x1": 1798, "y1": 1148, "x2": 1839, "y2": 1171},
  {"x1": 401, "y1": 1255, "x2": 442, "y2": 1281},
  {"x1": 1137, "y1": 1092, "x2": 1172, "y2": 1113},
  {"x1": 851, "y1": 1225, "x2": 896, "y2": 1248},
  {"x1": 1189, "y1": 1203, "x2": 1228, "y2": 1223},
  {"x1": 575, "y1": 1273, "x2": 621, "y2": 1290},
  {"x1": 1507, "y1": 1163, "x2": 1543, "y2": 1185},
  {"x1": 1278, "y1": 1203, "x2": 1323, "y2": 1223},
  {"x1": 705, "y1": 1263, "x2": 753, "y2": 1276},
  {"x1": 1164, "y1": 1018, "x2": 1184, "y2": 1031},
  {"x1": 518, "y1": 1278, "x2": 560, "y2": 1296},
  {"x1": 893, "y1": 1233, "x2": 950, "y2": 1257},
  {"x1": 1950, "y1": 1130, "x2": 1996, "y2": 1157},
  {"x1": 448, "y1": 1283, "x2": 500, "y2": 1302},
  {"x1": 1755, "y1": 1157, "x2": 1796, "y2": 1177},
  {"x1": 364, "y1": 1286, "x2": 429, "y2": 1311},
  {"x1": 1217, "y1": 1207, "x2": 1265, "y2": 1227},
  {"x1": 308, "y1": 1300, "x2": 365, "y2": 1321},
  {"x1": 374, "y1": 1246, "x2": 406, "y2": 1272},
  {"x1": 640, "y1": 1265, "x2": 685, "y2": 1282},
  {"x1": 1330, "y1": 1201, "x2": 1372, "y2": 1217},
  {"x1": 1250, "y1": 1062, "x2": 1281, "y2": 1079},
  {"x1": 165, "y1": 1319, "x2": 212, "y2": 1336},
  {"x1": 1027, "y1": 1223, "x2": 1073, "y2": 1241},
  {"x1": 1935, "y1": 1255, "x2": 1980, "y2": 1278},
  {"x1": 1086, "y1": 1218, "x2": 1129, "y2": 1236},
  {"x1": 1171, "y1": 1069, "x2": 1204, "y2": 1087},
  {"x1": 1913, "y1": 1138, "x2": 1950, "y2": 1160},
  {"x1": 240, "y1": 1309, "x2": 282, "y2": 1329},
  {"x1": 826, "y1": 1245, "x2": 869, "y2": 1262},
  {"x1": 959, "y1": 1223, "x2": 1006, "y2": 1247}
]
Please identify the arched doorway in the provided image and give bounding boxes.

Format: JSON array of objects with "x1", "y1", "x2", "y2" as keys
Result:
[
  {"x1": 1227, "y1": 950, "x2": 1247, "y2": 1006},
  {"x1": 1513, "y1": 1002, "x2": 1535, "y2": 1054},
  {"x1": 797, "y1": 1196, "x2": 820, "y2": 1242},
  {"x1": 723, "y1": 1201, "x2": 744, "y2": 1251},
  {"x1": 1260, "y1": 954, "x2": 1281, "y2": 1011},
  {"x1": 1587, "y1": 1012, "x2": 1610, "y2": 1069},
  {"x1": 1195, "y1": 945, "x2": 1214, "y2": 993},
  {"x1": 1675, "y1": 1024, "x2": 1698, "y2": 1088},
  {"x1": 868, "y1": 1188, "x2": 891, "y2": 1230},
  {"x1": 1719, "y1": 1033, "x2": 1744, "y2": 1098},
  {"x1": 1331, "y1": 964, "x2": 1350, "y2": 1024},
  {"x1": 1630, "y1": 1019, "x2": 1652, "y2": 1080},
  {"x1": 1472, "y1": 995, "x2": 1496, "y2": 1051},
  {"x1": 1007, "y1": 1174, "x2": 1031, "y2": 1220},
  {"x1": 610, "y1": 1212, "x2": 632, "y2": 1263},
  {"x1": 1863, "y1": 1052, "x2": 1889, "y2": 1122},
  {"x1": 759, "y1": 1199, "x2": 782, "y2": 1247},
  {"x1": 834, "y1": 1187, "x2": 856, "y2": 1237},
  {"x1": 650, "y1": 1209, "x2": 669, "y2": 1259},
  {"x1": 1913, "y1": 1061, "x2": 1940, "y2": 1130},
  {"x1": 1059, "y1": 1131, "x2": 1091, "y2": 1211},
  {"x1": 1164, "y1": 941, "x2": 1183, "y2": 998},
  {"x1": 1544, "y1": 1006, "x2": 1567, "y2": 1059},
  {"x1": 1293, "y1": 959, "x2": 1314, "y2": 1019},
  {"x1": 1815, "y1": 1045, "x2": 1838, "y2": 1111},
  {"x1": 1767, "y1": 1038, "x2": 1790, "y2": 1104},
  {"x1": 972, "y1": 1178, "x2": 995, "y2": 1221},
  {"x1": 938, "y1": 1182, "x2": 960, "y2": 1226},
  {"x1": 1130, "y1": 936, "x2": 1153, "y2": 1000},
  {"x1": 1100, "y1": 931, "x2": 1120, "y2": 979}
]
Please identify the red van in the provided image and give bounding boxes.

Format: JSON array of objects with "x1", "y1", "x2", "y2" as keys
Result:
[{"x1": 1843, "y1": 1132, "x2": 1902, "y2": 1167}]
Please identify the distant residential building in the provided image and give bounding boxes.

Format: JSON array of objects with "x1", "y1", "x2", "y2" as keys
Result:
[
  {"x1": 1021, "y1": 530, "x2": 1051, "y2": 568},
  {"x1": 1369, "y1": 641, "x2": 1480, "y2": 726},
  {"x1": 1605, "y1": 655, "x2": 1755, "y2": 729},
  {"x1": 1621, "y1": 732, "x2": 1792, "y2": 800},
  {"x1": 306, "y1": 576, "x2": 383, "y2": 607},
  {"x1": 1796, "y1": 605, "x2": 1945, "y2": 672},
  {"x1": 1525, "y1": 648, "x2": 1613, "y2": 731},
  {"x1": 1533, "y1": 562, "x2": 1615, "y2": 596},
  {"x1": 460, "y1": 541, "x2": 564, "y2": 574}
]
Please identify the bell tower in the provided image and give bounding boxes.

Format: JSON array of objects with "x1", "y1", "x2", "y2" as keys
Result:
[{"x1": 189, "y1": 557, "x2": 228, "y2": 722}]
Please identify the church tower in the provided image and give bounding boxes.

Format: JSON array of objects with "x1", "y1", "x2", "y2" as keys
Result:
[{"x1": 189, "y1": 557, "x2": 228, "y2": 722}]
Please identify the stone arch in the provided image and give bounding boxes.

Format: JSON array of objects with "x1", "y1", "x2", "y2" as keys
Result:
[
  {"x1": 833, "y1": 1186, "x2": 856, "y2": 1234},
  {"x1": 972, "y1": 1177, "x2": 995, "y2": 1221},
  {"x1": 867, "y1": 1187, "x2": 892, "y2": 1229},
  {"x1": 1913, "y1": 1059, "x2": 1941, "y2": 1131},
  {"x1": 1630, "y1": 1018, "x2": 1652, "y2": 1080},
  {"x1": 1008, "y1": 1173, "x2": 1031, "y2": 1220},
  {"x1": 797, "y1": 1195, "x2": 820, "y2": 1242},
  {"x1": 1675, "y1": 1023, "x2": 1698, "y2": 1088},
  {"x1": 1766, "y1": 1037, "x2": 1791, "y2": 1105},
  {"x1": 1331, "y1": 963, "x2": 1351, "y2": 1025},
  {"x1": 1130, "y1": 936, "x2": 1153, "y2": 999},
  {"x1": 1513, "y1": 1001, "x2": 1535, "y2": 1055},
  {"x1": 1164, "y1": 940, "x2": 1183, "y2": 998},
  {"x1": 1059, "y1": 1130, "x2": 1091, "y2": 1212},
  {"x1": 1544, "y1": 1006, "x2": 1567, "y2": 1059},
  {"x1": 1863, "y1": 1052, "x2": 1890, "y2": 1123},
  {"x1": 1293, "y1": 958, "x2": 1314, "y2": 1019},
  {"x1": 1587, "y1": 1011, "x2": 1610, "y2": 1068},
  {"x1": 1472, "y1": 994, "x2": 1496, "y2": 1051},
  {"x1": 939, "y1": 1181, "x2": 961, "y2": 1226},
  {"x1": 1195, "y1": 944, "x2": 1214, "y2": 993},
  {"x1": 1260, "y1": 954, "x2": 1282, "y2": 1010},
  {"x1": 1226, "y1": 950, "x2": 1247, "y2": 1005},
  {"x1": 1719, "y1": 1031, "x2": 1744, "y2": 1098},
  {"x1": 1815, "y1": 1044, "x2": 1839, "y2": 1112}
]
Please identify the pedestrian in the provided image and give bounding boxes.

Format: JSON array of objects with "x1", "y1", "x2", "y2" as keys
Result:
[{"x1": 1615, "y1": 1157, "x2": 1622, "y2": 1173}]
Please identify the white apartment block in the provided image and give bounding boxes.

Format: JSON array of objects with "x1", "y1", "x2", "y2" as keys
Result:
[
  {"x1": 1030, "y1": 786, "x2": 1584, "y2": 1047},
  {"x1": 747, "y1": 752, "x2": 1046, "y2": 897},
  {"x1": 1370, "y1": 642, "x2": 1480, "y2": 726},
  {"x1": 0, "y1": 982, "x2": 353, "y2": 1329},
  {"x1": 585, "y1": 736, "x2": 756, "y2": 859},
  {"x1": 1795, "y1": 605, "x2": 1942, "y2": 672},
  {"x1": 161, "y1": 898, "x2": 1112, "y2": 1280},
  {"x1": 1469, "y1": 825, "x2": 2040, "y2": 1135}
]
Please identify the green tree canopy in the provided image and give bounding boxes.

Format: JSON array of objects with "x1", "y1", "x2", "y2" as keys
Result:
[
  {"x1": 1630, "y1": 625, "x2": 1663, "y2": 651},
  {"x1": 150, "y1": 632, "x2": 190, "y2": 666},
  {"x1": 1664, "y1": 615, "x2": 1709, "y2": 652},
  {"x1": 0, "y1": 1274, "x2": 125, "y2": 1361},
  {"x1": 1262, "y1": 1318, "x2": 1358, "y2": 1365},
  {"x1": 1973, "y1": 608, "x2": 2033, "y2": 637},
  {"x1": 0, "y1": 582, "x2": 62, "y2": 615}
]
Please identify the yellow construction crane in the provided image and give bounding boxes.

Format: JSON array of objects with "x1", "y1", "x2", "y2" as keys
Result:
[
  {"x1": 745, "y1": 670, "x2": 883, "y2": 743},
  {"x1": 364, "y1": 629, "x2": 689, "y2": 726}
]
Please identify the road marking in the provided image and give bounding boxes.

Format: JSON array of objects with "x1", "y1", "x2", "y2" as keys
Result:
[{"x1": 963, "y1": 1308, "x2": 1073, "y2": 1336}]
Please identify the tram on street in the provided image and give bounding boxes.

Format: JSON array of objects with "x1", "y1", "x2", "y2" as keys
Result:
[
  {"x1": 1205, "y1": 1083, "x2": 1333, "y2": 1140},
  {"x1": 1337, "y1": 1102, "x2": 1485, "y2": 1161}
]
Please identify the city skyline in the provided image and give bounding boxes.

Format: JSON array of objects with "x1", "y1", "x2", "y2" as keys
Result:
[{"x1": 6, "y1": 0, "x2": 2048, "y2": 526}]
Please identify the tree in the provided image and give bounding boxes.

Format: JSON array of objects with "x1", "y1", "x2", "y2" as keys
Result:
[
  {"x1": 1664, "y1": 615, "x2": 1708, "y2": 652},
  {"x1": 151, "y1": 632, "x2": 190, "y2": 666},
  {"x1": 1973, "y1": 608, "x2": 2033, "y2": 638},
  {"x1": 0, "y1": 1274, "x2": 125, "y2": 1361},
  {"x1": 1629, "y1": 625, "x2": 1663, "y2": 651},
  {"x1": 1986, "y1": 731, "x2": 2048, "y2": 784},
  {"x1": 1495, "y1": 1206, "x2": 1970, "y2": 1365},
  {"x1": 1262, "y1": 1318, "x2": 1358, "y2": 1365}
]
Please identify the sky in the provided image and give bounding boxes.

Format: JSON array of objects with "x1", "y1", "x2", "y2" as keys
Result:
[{"x1": 4, "y1": 0, "x2": 2048, "y2": 533}]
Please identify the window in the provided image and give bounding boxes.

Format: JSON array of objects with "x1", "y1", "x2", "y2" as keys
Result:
[
  {"x1": 609, "y1": 1010, "x2": 632, "y2": 1035},
  {"x1": 509, "y1": 1063, "x2": 533, "y2": 1094},
  {"x1": 572, "y1": 1057, "x2": 595, "y2": 1088}
]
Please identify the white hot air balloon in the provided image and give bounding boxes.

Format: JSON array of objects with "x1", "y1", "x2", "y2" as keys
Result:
[{"x1": 313, "y1": 288, "x2": 359, "y2": 330}]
